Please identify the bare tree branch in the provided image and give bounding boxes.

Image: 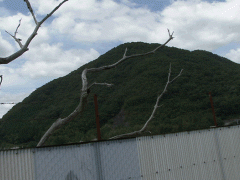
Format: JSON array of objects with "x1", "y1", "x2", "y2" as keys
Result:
[
  {"x1": 5, "y1": 19, "x2": 23, "y2": 48},
  {"x1": 24, "y1": 0, "x2": 38, "y2": 25},
  {"x1": 0, "y1": 75, "x2": 2, "y2": 88},
  {"x1": 38, "y1": 0, "x2": 68, "y2": 25},
  {"x1": 109, "y1": 65, "x2": 183, "y2": 139},
  {"x1": 37, "y1": 69, "x2": 89, "y2": 147},
  {"x1": 15, "y1": 18, "x2": 22, "y2": 37},
  {"x1": 88, "y1": 82, "x2": 114, "y2": 89},
  {"x1": 37, "y1": 29, "x2": 175, "y2": 147},
  {"x1": 0, "y1": 0, "x2": 68, "y2": 65},
  {"x1": 87, "y1": 30, "x2": 174, "y2": 73}
]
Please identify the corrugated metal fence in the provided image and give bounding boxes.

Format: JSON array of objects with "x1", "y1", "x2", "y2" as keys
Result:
[{"x1": 1, "y1": 125, "x2": 240, "y2": 180}]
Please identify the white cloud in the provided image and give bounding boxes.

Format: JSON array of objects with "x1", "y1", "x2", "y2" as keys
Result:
[
  {"x1": 3, "y1": 0, "x2": 240, "y2": 55},
  {"x1": 160, "y1": 0, "x2": 240, "y2": 51},
  {"x1": 225, "y1": 48, "x2": 240, "y2": 63},
  {"x1": 0, "y1": 32, "x2": 15, "y2": 57},
  {"x1": 47, "y1": 0, "x2": 161, "y2": 43},
  {"x1": 18, "y1": 43, "x2": 100, "y2": 78},
  {"x1": 0, "y1": 65, "x2": 28, "y2": 87},
  {"x1": 33, "y1": 0, "x2": 240, "y2": 54},
  {"x1": 30, "y1": 0, "x2": 66, "y2": 15},
  {"x1": 119, "y1": 0, "x2": 136, "y2": 7}
]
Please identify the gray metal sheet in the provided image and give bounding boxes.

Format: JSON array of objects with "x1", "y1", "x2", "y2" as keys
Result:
[
  {"x1": 98, "y1": 138, "x2": 141, "y2": 180},
  {"x1": 214, "y1": 126, "x2": 240, "y2": 179},
  {"x1": 34, "y1": 144, "x2": 97, "y2": 180},
  {"x1": 137, "y1": 129, "x2": 224, "y2": 180},
  {"x1": 34, "y1": 139, "x2": 141, "y2": 180},
  {"x1": 0, "y1": 148, "x2": 35, "y2": 180}
]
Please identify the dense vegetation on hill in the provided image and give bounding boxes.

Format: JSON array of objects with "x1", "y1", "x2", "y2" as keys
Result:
[{"x1": 0, "y1": 42, "x2": 240, "y2": 149}]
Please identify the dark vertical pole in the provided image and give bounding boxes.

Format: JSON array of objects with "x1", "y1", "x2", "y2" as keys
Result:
[
  {"x1": 94, "y1": 94, "x2": 101, "y2": 140},
  {"x1": 209, "y1": 92, "x2": 218, "y2": 127}
]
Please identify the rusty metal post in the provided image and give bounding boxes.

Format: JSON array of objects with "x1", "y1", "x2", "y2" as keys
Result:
[
  {"x1": 209, "y1": 92, "x2": 218, "y2": 127},
  {"x1": 94, "y1": 94, "x2": 101, "y2": 140}
]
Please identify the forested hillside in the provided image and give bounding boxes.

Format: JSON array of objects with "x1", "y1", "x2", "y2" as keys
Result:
[{"x1": 1, "y1": 42, "x2": 240, "y2": 148}]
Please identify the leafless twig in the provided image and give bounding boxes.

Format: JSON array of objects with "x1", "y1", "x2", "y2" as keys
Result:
[{"x1": 15, "y1": 18, "x2": 22, "y2": 37}]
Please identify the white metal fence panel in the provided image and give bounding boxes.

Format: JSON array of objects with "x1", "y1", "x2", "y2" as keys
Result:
[
  {"x1": 137, "y1": 136, "x2": 157, "y2": 180},
  {"x1": 99, "y1": 138, "x2": 141, "y2": 180},
  {"x1": 34, "y1": 143, "x2": 97, "y2": 180},
  {"x1": 0, "y1": 148, "x2": 35, "y2": 180},
  {"x1": 34, "y1": 139, "x2": 141, "y2": 180},
  {"x1": 137, "y1": 129, "x2": 225, "y2": 180},
  {"x1": 214, "y1": 126, "x2": 240, "y2": 179}
]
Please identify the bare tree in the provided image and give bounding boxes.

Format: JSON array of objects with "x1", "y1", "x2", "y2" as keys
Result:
[
  {"x1": 37, "y1": 29, "x2": 183, "y2": 147},
  {"x1": 0, "y1": 0, "x2": 68, "y2": 65}
]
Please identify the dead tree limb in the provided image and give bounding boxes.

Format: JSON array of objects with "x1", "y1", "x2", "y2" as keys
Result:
[
  {"x1": 37, "y1": 29, "x2": 175, "y2": 147},
  {"x1": 24, "y1": 0, "x2": 38, "y2": 25},
  {"x1": 0, "y1": 0, "x2": 68, "y2": 65},
  {"x1": 0, "y1": 75, "x2": 2, "y2": 88},
  {"x1": 109, "y1": 64, "x2": 183, "y2": 139}
]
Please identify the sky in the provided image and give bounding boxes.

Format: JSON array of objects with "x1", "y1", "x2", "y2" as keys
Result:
[{"x1": 0, "y1": 0, "x2": 239, "y2": 118}]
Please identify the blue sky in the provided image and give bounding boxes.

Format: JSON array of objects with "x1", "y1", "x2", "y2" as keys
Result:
[{"x1": 0, "y1": 0, "x2": 239, "y2": 117}]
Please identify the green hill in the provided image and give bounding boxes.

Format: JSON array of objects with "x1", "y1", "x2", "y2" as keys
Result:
[{"x1": 1, "y1": 42, "x2": 240, "y2": 148}]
